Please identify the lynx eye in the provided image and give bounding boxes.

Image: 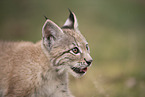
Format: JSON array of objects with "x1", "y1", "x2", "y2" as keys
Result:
[{"x1": 71, "y1": 47, "x2": 80, "y2": 54}]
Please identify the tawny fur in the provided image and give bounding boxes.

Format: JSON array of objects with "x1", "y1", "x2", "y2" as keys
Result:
[
  {"x1": 0, "y1": 11, "x2": 92, "y2": 97},
  {"x1": 0, "y1": 41, "x2": 73, "y2": 97}
]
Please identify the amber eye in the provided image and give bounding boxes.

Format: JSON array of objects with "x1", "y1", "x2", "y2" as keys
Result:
[{"x1": 71, "y1": 47, "x2": 80, "y2": 54}]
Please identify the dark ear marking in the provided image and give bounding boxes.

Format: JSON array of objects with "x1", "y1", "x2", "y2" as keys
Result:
[
  {"x1": 47, "y1": 35, "x2": 55, "y2": 47},
  {"x1": 61, "y1": 10, "x2": 74, "y2": 29},
  {"x1": 42, "y1": 19, "x2": 64, "y2": 51},
  {"x1": 62, "y1": 9, "x2": 78, "y2": 30},
  {"x1": 44, "y1": 15, "x2": 48, "y2": 20},
  {"x1": 68, "y1": 9, "x2": 74, "y2": 27}
]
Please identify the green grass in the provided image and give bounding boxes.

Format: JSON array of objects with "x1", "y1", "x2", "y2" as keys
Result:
[{"x1": 0, "y1": 0, "x2": 145, "y2": 97}]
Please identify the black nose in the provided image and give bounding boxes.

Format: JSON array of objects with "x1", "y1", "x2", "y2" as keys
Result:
[{"x1": 84, "y1": 58, "x2": 93, "y2": 66}]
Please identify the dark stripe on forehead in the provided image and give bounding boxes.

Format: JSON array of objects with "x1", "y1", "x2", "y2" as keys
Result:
[
  {"x1": 63, "y1": 30, "x2": 79, "y2": 47},
  {"x1": 68, "y1": 34, "x2": 79, "y2": 47},
  {"x1": 73, "y1": 37, "x2": 79, "y2": 47},
  {"x1": 72, "y1": 43, "x2": 75, "y2": 46}
]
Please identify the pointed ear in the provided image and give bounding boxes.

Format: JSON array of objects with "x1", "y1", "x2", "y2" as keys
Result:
[
  {"x1": 42, "y1": 19, "x2": 64, "y2": 51},
  {"x1": 62, "y1": 9, "x2": 78, "y2": 30}
]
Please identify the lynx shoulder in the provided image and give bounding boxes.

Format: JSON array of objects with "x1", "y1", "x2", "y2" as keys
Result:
[{"x1": 0, "y1": 10, "x2": 92, "y2": 97}]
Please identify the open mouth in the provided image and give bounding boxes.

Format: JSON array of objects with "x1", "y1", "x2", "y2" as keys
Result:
[{"x1": 71, "y1": 67, "x2": 88, "y2": 74}]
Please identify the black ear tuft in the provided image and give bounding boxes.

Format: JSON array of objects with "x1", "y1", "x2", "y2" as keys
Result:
[
  {"x1": 68, "y1": 9, "x2": 74, "y2": 24},
  {"x1": 44, "y1": 15, "x2": 48, "y2": 20}
]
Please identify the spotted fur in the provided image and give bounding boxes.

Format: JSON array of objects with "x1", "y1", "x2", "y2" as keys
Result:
[{"x1": 0, "y1": 10, "x2": 92, "y2": 97}]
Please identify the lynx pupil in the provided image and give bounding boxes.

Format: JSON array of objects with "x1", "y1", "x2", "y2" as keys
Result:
[{"x1": 72, "y1": 47, "x2": 79, "y2": 54}]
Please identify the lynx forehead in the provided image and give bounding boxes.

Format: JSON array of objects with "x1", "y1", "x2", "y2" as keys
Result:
[{"x1": 0, "y1": 10, "x2": 92, "y2": 97}]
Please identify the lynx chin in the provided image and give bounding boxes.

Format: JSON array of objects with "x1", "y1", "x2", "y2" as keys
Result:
[{"x1": 0, "y1": 10, "x2": 93, "y2": 97}]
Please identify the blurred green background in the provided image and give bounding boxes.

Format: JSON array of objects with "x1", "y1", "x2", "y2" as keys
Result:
[{"x1": 0, "y1": 0, "x2": 145, "y2": 97}]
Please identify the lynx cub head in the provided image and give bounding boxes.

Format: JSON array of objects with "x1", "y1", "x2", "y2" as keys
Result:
[{"x1": 42, "y1": 10, "x2": 93, "y2": 78}]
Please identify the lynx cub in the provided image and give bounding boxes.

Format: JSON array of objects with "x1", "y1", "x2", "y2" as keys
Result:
[{"x1": 0, "y1": 10, "x2": 92, "y2": 97}]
